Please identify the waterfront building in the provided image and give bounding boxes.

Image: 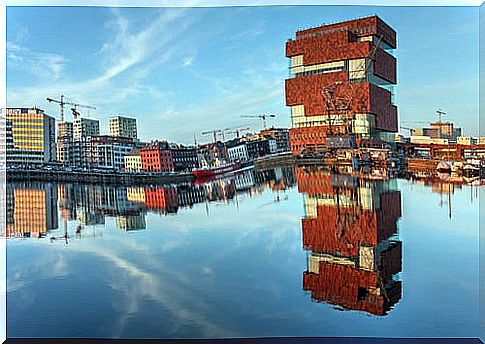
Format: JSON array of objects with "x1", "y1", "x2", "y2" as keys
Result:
[
  {"x1": 197, "y1": 142, "x2": 228, "y2": 167},
  {"x1": 285, "y1": 16, "x2": 398, "y2": 154},
  {"x1": 124, "y1": 148, "x2": 143, "y2": 172},
  {"x1": 140, "y1": 140, "x2": 174, "y2": 172},
  {"x1": 109, "y1": 115, "x2": 137, "y2": 139},
  {"x1": 6, "y1": 108, "x2": 56, "y2": 165},
  {"x1": 260, "y1": 127, "x2": 291, "y2": 152},
  {"x1": 170, "y1": 144, "x2": 198, "y2": 171},
  {"x1": 245, "y1": 137, "x2": 276, "y2": 159},
  {"x1": 139, "y1": 141, "x2": 197, "y2": 172},
  {"x1": 411, "y1": 122, "x2": 462, "y2": 142},
  {"x1": 87, "y1": 135, "x2": 136, "y2": 170},
  {"x1": 226, "y1": 140, "x2": 249, "y2": 163},
  {"x1": 464, "y1": 146, "x2": 485, "y2": 160}
]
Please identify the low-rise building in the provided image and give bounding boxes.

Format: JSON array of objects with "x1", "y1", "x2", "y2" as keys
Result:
[
  {"x1": 170, "y1": 144, "x2": 198, "y2": 171},
  {"x1": 226, "y1": 140, "x2": 249, "y2": 163},
  {"x1": 140, "y1": 141, "x2": 174, "y2": 172},
  {"x1": 197, "y1": 142, "x2": 228, "y2": 167},
  {"x1": 246, "y1": 138, "x2": 276, "y2": 159},
  {"x1": 260, "y1": 128, "x2": 290, "y2": 152},
  {"x1": 457, "y1": 136, "x2": 476, "y2": 146},
  {"x1": 124, "y1": 148, "x2": 142, "y2": 172},
  {"x1": 410, "y1": 135, "x2": 449, "y2": 145}
]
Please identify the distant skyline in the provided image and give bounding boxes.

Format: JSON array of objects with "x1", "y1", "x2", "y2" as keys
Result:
[{"x1": 6, "y1": 5, "x2": 479, "y2": 144}]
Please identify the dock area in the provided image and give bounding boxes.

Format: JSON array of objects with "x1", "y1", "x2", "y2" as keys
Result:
[{"x1": 6, "y1": 169, "x2": 196, "y2": 185}]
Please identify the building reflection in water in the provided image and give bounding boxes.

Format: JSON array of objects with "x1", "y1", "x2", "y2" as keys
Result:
[
  {"x1": 6, "y1": 166, "x2": 296, "y2": 239},
  {"x1": 296, "y1": 166, "x2": 402, "y2": 316},
  {"x1": 6, "y1": 181, "x2": 58, "y2": 238}
]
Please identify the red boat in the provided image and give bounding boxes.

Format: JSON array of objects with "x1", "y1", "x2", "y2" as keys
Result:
[{"x1": 193, "y1": 161, "x2": 242, "y2": 179}]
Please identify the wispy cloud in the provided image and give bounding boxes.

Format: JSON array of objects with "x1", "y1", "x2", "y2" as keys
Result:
[
  {"x1": 7, "y1": 8, "x2": 197, "y2": 118},
  {"x1": 232, "y1": 19, "x2": 265, "y2": 40},
  {"x1": 7, "y1": 7, "x2": 288, "y2": 142},
  {"x1": 7, "y1": 41, "x2": 68, "y2": 81}
]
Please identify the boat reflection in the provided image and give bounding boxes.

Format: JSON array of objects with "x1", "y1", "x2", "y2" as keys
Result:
[{"x1": 296, "y1": 166, "x2": 402, "y2": 316}]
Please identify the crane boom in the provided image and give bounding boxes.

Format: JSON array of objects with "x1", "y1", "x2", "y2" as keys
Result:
[
  {"x1": 436, "y1": 108, "x2": 446, "y2": 123},
  {"x1": 47, "y1": 95, "x2": 96, "y2": 121},
  {"x1": 223, "y1": 126, "x2": 251, "y2": 138},
  {"x1": 241, "y1": 113, "x2": 276, "y2": 130},
  {"x1": 201, "y1": 129, "x2": 222, "y2": 143}
]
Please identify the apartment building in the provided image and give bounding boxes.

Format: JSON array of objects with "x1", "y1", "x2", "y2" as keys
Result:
[{"x1": 6, "y1": 108, "x2": 56, "y2": 164}]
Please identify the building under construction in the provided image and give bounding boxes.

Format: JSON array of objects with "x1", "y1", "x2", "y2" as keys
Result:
[{"x1": 285, "y1": 15, "x2": 398, "y2": 156}]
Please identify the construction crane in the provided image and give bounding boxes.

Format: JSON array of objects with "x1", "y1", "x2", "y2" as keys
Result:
[
  {"x1": 46, "y1": 95, "x2": 96, "y2": 121},
  {"x1": 241, "y1": 113, "x2": 276, "y2": 130},
  {"x1": 201, "y1": 129, "x2": 223, "y2": 143},
  {"x1": 223, "y1": 126, "x2": 251, "y2": 139},
  {"x1": 436, "y1": 108, "x2": 446, "y2": 123}
]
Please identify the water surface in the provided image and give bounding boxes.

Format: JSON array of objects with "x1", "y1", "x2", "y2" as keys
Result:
[{"x1": 6, "y1": 166, "x2": 479, "y2": 338}]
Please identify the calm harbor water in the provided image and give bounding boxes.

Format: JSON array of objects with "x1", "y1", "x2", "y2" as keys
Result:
[{"x1": 6, "y1": 166, "x2": 480, "y2": 338}]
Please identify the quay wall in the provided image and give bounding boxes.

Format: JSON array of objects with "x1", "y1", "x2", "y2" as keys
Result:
[{"x1": 7, "y1": 170, "x2": 195, "y2": 186}]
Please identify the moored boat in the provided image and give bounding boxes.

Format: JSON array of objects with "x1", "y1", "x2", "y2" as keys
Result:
[{"x1": 193, "y1": 161, "x2": 242, "y2": 179}]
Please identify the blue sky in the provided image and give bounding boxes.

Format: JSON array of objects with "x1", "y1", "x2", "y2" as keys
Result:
[{"x1": 6, "y1": 5, "x2": 479, "y2": 143}]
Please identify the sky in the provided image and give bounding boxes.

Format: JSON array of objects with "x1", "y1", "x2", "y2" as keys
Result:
[{"x1": 6, "y1": 5, "x2": 480, "y2": 144}]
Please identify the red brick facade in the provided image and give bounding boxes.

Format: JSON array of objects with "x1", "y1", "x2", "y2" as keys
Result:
[
  {"x1": 289, "y1": 127, "x2": 327, "y2": 155},
  {"x1": 285, "y1": 15, "x2": 398, "y2": 155}
]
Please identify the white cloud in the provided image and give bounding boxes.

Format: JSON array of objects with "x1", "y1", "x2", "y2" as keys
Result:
[{"x1": 182, "y1": 56, "x2": 194, "y2": 67}]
